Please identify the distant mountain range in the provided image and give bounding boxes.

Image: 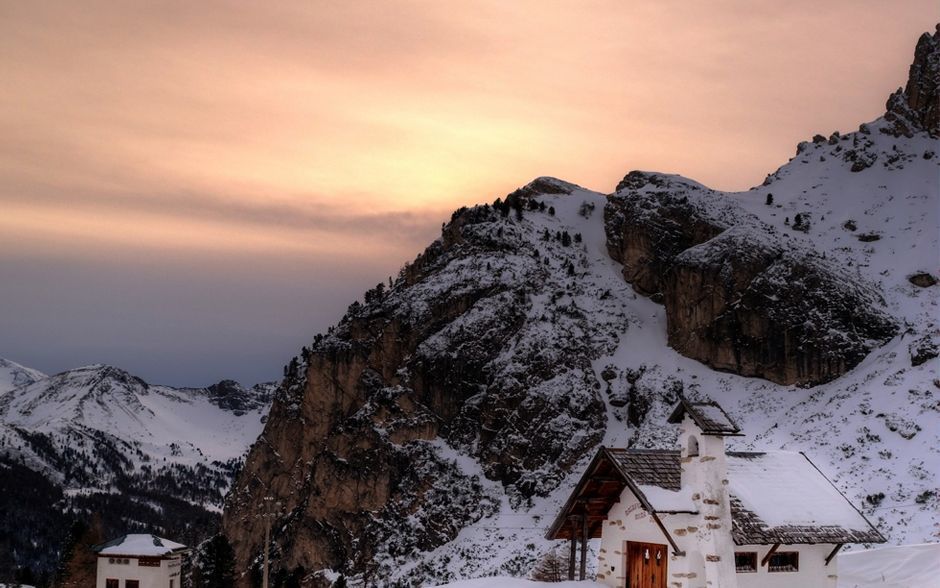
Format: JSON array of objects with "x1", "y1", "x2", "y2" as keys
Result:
[{"x1": 0, "y1": 358, "x2": 275, "y2": 577}]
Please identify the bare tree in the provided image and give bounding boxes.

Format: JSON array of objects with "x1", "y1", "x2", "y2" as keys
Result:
[{"x1": 531, "y1": 547, "x2": 567, "y2": 582}]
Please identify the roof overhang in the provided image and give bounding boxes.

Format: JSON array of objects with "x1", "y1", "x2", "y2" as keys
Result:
[{"x1": 545, "y1": 448, "x2": 686, "y2": 555}]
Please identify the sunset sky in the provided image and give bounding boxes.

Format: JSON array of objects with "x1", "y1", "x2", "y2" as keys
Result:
[{"x1": 1, "y1": 2, "x2": 935, "y2": 385}]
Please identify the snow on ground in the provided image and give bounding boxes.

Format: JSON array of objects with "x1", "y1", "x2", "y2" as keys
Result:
[
  {"x1": 389, "y1": 119, "x2": 937, "y2": 583},
  {"x1": 430, "y1": 579, "x2": 599, "y2": 588},
  {"x1": 838, "y1": 543, "x2": 940, "y2": 588}
]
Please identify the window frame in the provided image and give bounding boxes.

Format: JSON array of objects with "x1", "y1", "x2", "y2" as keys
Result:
[
  {"x1": 767, "y1": 551, "x2": 800, "y2": 572},
  {"x1": 734, "y1": 551, "x2": 758, "y2": 573}
]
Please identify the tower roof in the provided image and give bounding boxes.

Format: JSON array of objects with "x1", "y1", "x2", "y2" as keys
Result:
[{"x1": 667, "y1": 397, "x2": 742, "y2": 436}]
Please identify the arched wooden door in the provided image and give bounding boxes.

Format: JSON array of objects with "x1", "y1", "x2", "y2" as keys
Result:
[{"x1": 625, "y1": 541, "x2": 667, "y2": 588}]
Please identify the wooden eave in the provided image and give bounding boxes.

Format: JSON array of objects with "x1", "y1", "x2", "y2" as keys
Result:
[
  {"x1": 545, "y1": 449, "x2": 628, "y2": 541},
  {"x1": 545, "y1": 448, "x2": 685, "y2": 555}
]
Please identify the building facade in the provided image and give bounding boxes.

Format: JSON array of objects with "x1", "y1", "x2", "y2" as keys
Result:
[
  {"x1": 547, "y1": 398, "x2": 884, "y2": 588},
  {"x1": 94, "y1": 534, "x2": 187, "y2": 588}
]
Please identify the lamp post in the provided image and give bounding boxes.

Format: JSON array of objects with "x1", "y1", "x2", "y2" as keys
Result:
[{"x1": 259, "y1": 496, "x2": 281, "y2": 588}]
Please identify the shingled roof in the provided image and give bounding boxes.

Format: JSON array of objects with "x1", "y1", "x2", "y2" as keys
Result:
[
  {"x1": 667, "y1": 397, "x2": 742, "y2": 436},
  {"x1": 725, "y1": 451, "x2": 885, "y2": 544},
  {"x1": 546, "y1": 448, "x2": 884, "y2": 545}
]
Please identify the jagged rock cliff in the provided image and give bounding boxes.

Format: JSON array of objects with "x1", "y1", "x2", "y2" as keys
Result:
[
  {"x1": 223, "y1": 26, "x2": 939, "y2": 587},
  {"x1": 223, "y1": 179, "x2": 634, "y2": 584},
  {"x1": 604, "y1": 171, "x2": 898, "y2": 386},
  {"x1": 886, "y1": 25, "x2": 940, "y2": 137}
]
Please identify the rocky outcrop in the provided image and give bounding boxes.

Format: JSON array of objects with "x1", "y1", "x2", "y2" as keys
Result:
[
  {"x1": 604, "y1": 172, "x2": 741, "y2": 296},
  {"x1": 605, "y1": 174, "x2": 897, "y2": 386},
  {"x1": 886, "y1": 25, "x2": 940, "y2": 137},
  {"x1": 664, "y1": 226, "x2": 897, "y2": 385},
  {"x1": 600, "y1": 27, "x2": 940, "y2": 385},
  {"x1": 223, "y1": 180, "x2": 626, "y2": 584},
  {"x1": 200, "y1": 379, "x2": 276, "y2": 415}
]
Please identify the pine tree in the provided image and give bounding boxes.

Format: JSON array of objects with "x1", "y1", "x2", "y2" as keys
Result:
[
  {"x1": 54, "y1": 513, "x2": 103, "y2": 587},
  {"x1": 765, "y1": 192, "x2": 774, "y2": 205},
  {"x1": 193, "y1": 534, "x2": 236, "y2": 588},
  {"x1": 548, "y1": 206, "x2": 555, "y2": 216}
]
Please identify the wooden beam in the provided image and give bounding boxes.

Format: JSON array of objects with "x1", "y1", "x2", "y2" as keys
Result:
[
  {"x1": 579, "y1": 515, "x2": 588, "y2": 580},
  {"x1": 649, "y1": 512, "x2": 684, "y2": 557},
  {"x1": 825, "y1": 544, "x2": 843, "y2": 567},
  {"x1": 761, "y1": 543, "x2": 781, "y2": 568},
  {"x1": 568, "y1": 519, "x2": 577, "y2": 580}
]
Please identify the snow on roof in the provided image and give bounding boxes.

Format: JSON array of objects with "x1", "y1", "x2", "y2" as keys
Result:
[
  {"x1": 667, "y1": 398, "x2": 742, "y2": 436},
  {"x1": 727, "y1": 452, "x2": 884, "y2": 544},
  {"x1": 552, "y1": 448, "x2": 883, "y2": 544},
  {"x1": 637, "y1": 484, "x2": 697, "y2": 513},
  {"x1": 95, "y1": 534, "x2": 187, "y2": 556}
]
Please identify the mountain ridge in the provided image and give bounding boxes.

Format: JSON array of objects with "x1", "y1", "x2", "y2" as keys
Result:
[
  {"x1": 0, "y1": 359, "x2": 276, "y2": 578},
  {"x1": 222, "y1": 25, "x2": 939, "y2": 587}
]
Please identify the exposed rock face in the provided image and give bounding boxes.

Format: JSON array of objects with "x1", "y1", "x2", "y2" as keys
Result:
[
  {"x1": 605, "y1": 174, "x2": 898, "y2": 386},
  {"x1": 200, "y1": 379, "x2": 276, "y2": 415},
  {"x1": 886, "y1": 25, "x2": 940, "y2": 137},
  {"x1": 223, "y1": 179, "x2": 628, "y2": 584},
  {"x1": 604, "y1": 172, "x2": 740, "y2": 296}
]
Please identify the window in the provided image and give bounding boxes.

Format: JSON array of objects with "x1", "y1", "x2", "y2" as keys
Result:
[
  {"x1": 170, "y1": 581, "x2": 175, "y2": 588},
  {"x1": 138, "y1": 556, "x2": 161, "y2": 567},
  {"x1": 734, "y1": 551, "x2": 757, "y2": 573},
  {"x1": 126, "y1": 581, "x2": 140, "y2": 588},
  {"x1": 688, "y1": 436, "x2": 699, "y2": 457},
  {"x1": 768, "y1": 551, "x2": 799, "y2": 572},
  {"x1": 106, "y1": 580, "x2": 118, "y2": 588}
]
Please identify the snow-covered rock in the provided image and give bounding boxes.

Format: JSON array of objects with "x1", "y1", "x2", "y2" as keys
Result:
[{"x1": 0, "y1": 357, "x2": 46, "y2": 392}]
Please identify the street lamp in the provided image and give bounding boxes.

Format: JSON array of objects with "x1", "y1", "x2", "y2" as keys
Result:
[{"x1": 258, "y1": 495, "x2": 282, "y2": 588}]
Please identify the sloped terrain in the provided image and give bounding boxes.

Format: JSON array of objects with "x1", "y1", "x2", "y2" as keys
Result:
[
  {"x1": 223, "y1": 27, "x2": 939, "y2": 587},
  {"x1": 0, "y1": 362, "x2": 275, "y2": 578}
]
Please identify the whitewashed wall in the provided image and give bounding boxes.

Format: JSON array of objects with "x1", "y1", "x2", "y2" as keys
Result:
[
  {"x1": 593, "y1": 415, "x2": 840, "y2": 588},
  {"x1": 96, "y1": 555, "x2": 182, "y2": 588}
]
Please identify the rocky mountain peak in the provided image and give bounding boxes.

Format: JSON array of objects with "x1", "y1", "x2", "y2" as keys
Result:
[
  {"x1": 886, "y1": 24, "x2": 939, "y2": 137},
  {"x1": 203, "y1": 379, "x2": 276, "y2": 415}
]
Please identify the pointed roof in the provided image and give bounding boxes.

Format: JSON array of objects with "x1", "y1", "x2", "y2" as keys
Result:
[
  {"x1": 667, "y1": 397, "x2": 742, "y2": 436},
  {"x1": 94, "y1": 533, "x2": 187, "y2": 557},
  {"x1": 546, "y1": 448, "x2": 885, "y2": 545}
]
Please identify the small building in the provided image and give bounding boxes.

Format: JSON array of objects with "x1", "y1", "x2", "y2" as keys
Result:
[
  {"x1": 546, "y1": 398, "x2": 884, "y2": 588},
  {"x1": 94, "y1": 534, "x2": 187, "y2": 588}
]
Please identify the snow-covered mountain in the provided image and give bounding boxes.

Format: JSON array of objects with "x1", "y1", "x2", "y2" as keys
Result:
[
  {"x1": 0, "y1": 357, "x2": 46, "y2": 392},
  {"x1": 222, "y1": 27, "x2": 939, "y2": 587},
  {"x1": 0, "y1": 361, "x2": 275, "y2": 577}
]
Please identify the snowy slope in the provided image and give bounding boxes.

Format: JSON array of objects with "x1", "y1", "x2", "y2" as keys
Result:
[
  {"x1": 0, "y1": 357, "x2": 46, "y2": 392},
  {"x1": 0, "y1": 361, "x2": 276, "y2": 576},
  {"x1": 378, "y1": 119, "x2": 937, "y2": 584},
  {"x1": 1, "y1": 364, "x2": 269, "y2": 468}
]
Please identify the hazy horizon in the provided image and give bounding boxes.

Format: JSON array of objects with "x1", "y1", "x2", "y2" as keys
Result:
[{"x1": 1, "y1": 2, "x2": 935, "y2": 386}]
